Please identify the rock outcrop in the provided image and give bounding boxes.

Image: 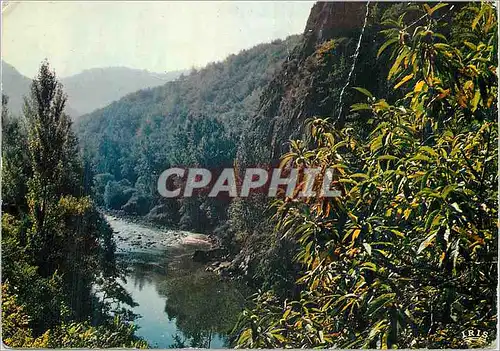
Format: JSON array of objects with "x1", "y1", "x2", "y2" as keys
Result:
[{"x1": 237, "y1": 2, "x2": 390, "y2": 163}]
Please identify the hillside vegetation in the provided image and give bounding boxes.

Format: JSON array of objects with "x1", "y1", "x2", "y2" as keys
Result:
[
  {"x1": 76, "y1": 35, "x2": 302, "y2": 232},
  {"x1": 233, "y1": 2, "x2": 497, "y2": 348}
]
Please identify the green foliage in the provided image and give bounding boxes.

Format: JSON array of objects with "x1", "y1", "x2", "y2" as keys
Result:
[
  {"x1": 1, "y1": 283, "x2": 52, "y2": 348},
  {"x1": 93, "y1": 172, "x2": 115, "y2": 206},
  {"x1": 2, "y1": 283, "x2": 147, "y2": 348},
  {"x1": 104, "y1": 179, "x2": 135, "y2": 210},
  {"x1": 1, "y1": 95, "x2": 31, "y2": 213},
  {"x1": 43, "y1": 318, "x2": 148, "y2": 348},
  {"x1": 2, "y1": 62, "x2": 146, "y2": 347},
  {"x1": 234, "y1": 3, "x2": 497, "y2": 348}
]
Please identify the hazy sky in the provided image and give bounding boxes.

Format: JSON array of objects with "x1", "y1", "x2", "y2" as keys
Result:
[{"x1": 2, "y1": 1, "x2": 314, "y2": 78}]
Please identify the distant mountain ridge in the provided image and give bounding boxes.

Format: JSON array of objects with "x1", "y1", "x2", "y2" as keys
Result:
[
  {"x1": 60, "y1": 66, "x2": 186, "y2": 116},
  {"x1": 1, "y1": 60, "x2": 186, "y2": 118},
  {"x1": 1, "y1": 61, "x2": 33, "y2": 117}
]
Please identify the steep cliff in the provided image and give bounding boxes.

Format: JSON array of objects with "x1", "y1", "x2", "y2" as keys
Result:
[{"x1": 238, "y1": 2, "x2": 390, "y2": 163}]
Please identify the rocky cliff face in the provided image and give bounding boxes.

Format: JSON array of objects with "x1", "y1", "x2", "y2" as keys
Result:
[
  {"x1": 238, "y1": 2, "x2": 388, "y2": 163},
  {"x1": 304, "y1": 2, "x2": 369, "y2": 50}
]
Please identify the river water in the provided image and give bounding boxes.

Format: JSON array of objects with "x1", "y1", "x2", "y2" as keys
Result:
[{"x1": 106, "y1": 215, "x2": 246, "y2": 348}]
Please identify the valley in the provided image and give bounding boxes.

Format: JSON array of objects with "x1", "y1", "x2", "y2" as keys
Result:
[{"x1": 1, "y1": 1, "x2": 497, "y2": 349}]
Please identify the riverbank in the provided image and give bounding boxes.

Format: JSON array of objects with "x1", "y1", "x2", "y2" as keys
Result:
[
  {"x1": 103, "y1": 211, "x2": 216, "y2": 253},
  {"x1": 103, "y1": 210, "x2": 235, "y2": 275},
  {"x1": 102, "y1": 208, "x2": 175, "y2": 231}
]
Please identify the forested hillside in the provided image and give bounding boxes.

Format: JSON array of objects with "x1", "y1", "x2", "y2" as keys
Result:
[
  {"x1": 75, "y1": 35, "x2": 301, "y2": 231},
  {"x1": 74, "y1": 2, "x2": 397, "y2": 241}
]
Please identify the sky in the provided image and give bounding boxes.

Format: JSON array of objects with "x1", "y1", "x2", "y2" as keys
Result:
[{"x1": 2, "y1": 1, "x2": 314, "y2": 78}]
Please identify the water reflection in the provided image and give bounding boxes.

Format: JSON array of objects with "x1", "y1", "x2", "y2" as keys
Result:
[
  {"x1": 119, "y1": 250, "x2": 245, "y2": 348},
  {"x1": 160, "y1": 270, "x2": 244, "y2": 348}
]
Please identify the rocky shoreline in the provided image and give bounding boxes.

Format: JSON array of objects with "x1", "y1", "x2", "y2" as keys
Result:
[
  {"x1": 103, "y1": 211, "x2": 237, "y2": 275},
  {"x1": 102, "y1": 209, "x2": 218, "y2": 248}
]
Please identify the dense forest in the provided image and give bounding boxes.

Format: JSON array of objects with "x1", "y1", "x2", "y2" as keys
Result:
[{"x1": 2, "y1": 1, "x2": 497, "y2": 349}]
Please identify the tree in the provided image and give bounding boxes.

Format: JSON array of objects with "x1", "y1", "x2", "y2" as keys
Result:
[
  {"x1": 104, "y1": 179, "x2": 135, "y2": 210},
  {"x1": 1, "y1": 94, "x2": 31, "y2": 214},
  {"x1": 23, "y1": 61, "x2": 84, "y2": 274},
  {"x1": 2, "y1": 61, "x2": 145, "y2": 346}
]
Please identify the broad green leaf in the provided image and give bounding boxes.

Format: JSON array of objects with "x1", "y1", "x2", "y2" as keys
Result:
[
  {"x1": 351, "y1": 173, "x2": 369, "y2": 179},
  {"x1": 352, "y1": 87, "x2": 374, "y2": 98},
  {"x1": 238, "y1": 328, "x2": 252, "y2": 344},
  {"x1": 377, "y1": 38, "x2": 398, "y2": 58},
  {"x1": 441, "y1": 184, "x2": 457, "y2": 199},
  {"x1": 425, "y1": 209, "x2": 440, "y2": 230},
  {"x1": 428, "y1": 3, "x2": 448, "y2": 15},
  {"x1": 463, "y1": 41, "x2": 477, "y2": 51},
  {"x1": 368, "y1": 294, "x2": 395, "y2": 315},
  {"x1": 388, "y1": 49, "x2": 406, "y2": 80},
  {"x1": 471, "y1": 89, "x2": 481, "y2": 111},
  {"x1": 419, "y1": 146, "x2": 439, "y2": 158},
  {"x1": 350, "y1": 103, "x2": 372, "y2": 112}
]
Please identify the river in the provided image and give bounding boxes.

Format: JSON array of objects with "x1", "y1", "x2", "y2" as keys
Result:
[{"x1": 105, "y1": 215, "x2": 246, "y2": 348}]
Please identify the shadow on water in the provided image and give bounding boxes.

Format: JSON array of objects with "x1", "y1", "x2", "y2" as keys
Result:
[{"x1": 115, "y1": 237, "x2": 246, "y2": 348}]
